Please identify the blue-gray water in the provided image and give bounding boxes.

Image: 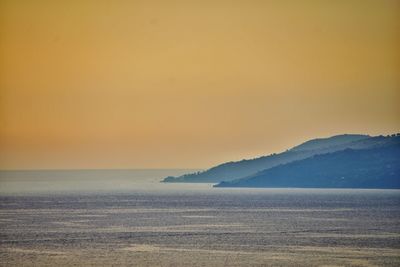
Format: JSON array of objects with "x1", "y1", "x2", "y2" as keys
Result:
[{"x1": 0, "y1": 170, "x2": 399, "y2": 266}]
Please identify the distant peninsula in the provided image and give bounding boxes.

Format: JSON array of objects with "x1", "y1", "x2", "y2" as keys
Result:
[{"x1": 163, "y1": 134, "x2": 400, "y2": 189}]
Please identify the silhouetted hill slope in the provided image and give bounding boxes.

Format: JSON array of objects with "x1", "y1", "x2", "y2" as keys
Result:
[
  {"x1": 163, "y1": 134, "x2": 372, "y2": 183},
  {"x1": 291, "y1": 134, "x2": 369, "y2": 151},
  {"x1": 215, "y1": 140, "x2": 400, "y2": 189}
]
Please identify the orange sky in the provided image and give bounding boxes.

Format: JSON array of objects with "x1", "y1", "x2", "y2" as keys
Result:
[{"x1": 0, "y1": 0, "x2": 399, "y2": 169}]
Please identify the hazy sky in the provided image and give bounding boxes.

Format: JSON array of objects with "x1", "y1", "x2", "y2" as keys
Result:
[{"x1": 0, "y1": 0, "x2": 399, "y2": 169}]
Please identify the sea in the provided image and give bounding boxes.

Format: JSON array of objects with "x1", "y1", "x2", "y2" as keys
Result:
[{"x1": 0, "y1": 169, "x2": 399, "y2": 266}]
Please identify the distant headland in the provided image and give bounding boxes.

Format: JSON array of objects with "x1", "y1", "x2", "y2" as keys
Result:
[{"x1": 163, "y1": 134, "x2": 400, "y2": 189}]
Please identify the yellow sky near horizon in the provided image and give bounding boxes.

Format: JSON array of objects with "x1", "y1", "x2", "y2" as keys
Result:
[{"x1": 0, "y1": 0, "x2": 399, "y2": 169}]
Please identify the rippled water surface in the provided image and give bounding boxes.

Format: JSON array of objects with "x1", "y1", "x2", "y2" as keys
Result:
[{"x1": 0, "y1": 170, "x2": 399, "y2": 266}]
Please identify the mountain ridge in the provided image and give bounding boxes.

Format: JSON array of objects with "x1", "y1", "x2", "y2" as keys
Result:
[
  {"x1": 215, "y1": 138, "x2": 400, "y2": 189},
  {"x1": 162, "y1": 134, "x2": 380, "y2": 183}
]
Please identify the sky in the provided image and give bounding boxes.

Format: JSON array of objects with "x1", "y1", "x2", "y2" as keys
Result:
[{"x1": 0, "y1": 0, "x2": 399, "y2": 170}]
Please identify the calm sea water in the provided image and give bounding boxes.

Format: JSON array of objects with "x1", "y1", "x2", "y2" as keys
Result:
[{"x1": 0, "y1": 170, "x2": 399, "y2": 266}]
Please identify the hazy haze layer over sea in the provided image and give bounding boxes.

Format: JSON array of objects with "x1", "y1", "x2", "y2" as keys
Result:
[{"x1": 0, "y1": 169, "x2": 399, "y2": 266}]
